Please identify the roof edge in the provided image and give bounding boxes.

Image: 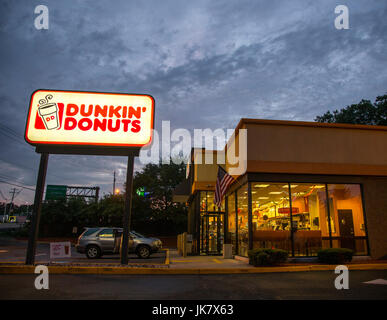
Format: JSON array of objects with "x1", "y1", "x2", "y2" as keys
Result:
[{"x1": 234, "y1": 118, "x2": 387, "y2": 133}]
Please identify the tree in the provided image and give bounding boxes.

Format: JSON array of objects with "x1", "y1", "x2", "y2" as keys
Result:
[
  {"x1": 131, "y1": 161, "x2": 187, "y2": 236},
  {"x1": 315, "y1": 94, "x2": 387, "y2": 125},
  {"x1": 39, "y1": 197, "x2": 92, "y2": 237},
  {"x1": 22, "y1": 160, "x2": 187, "y2": 238}
]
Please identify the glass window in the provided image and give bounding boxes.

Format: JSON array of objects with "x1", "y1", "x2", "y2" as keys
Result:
[
  {"x1": 237, "y1": 184, "x2": 249, "y2": 257},
  {"x1": 82, "y1": 228, "x2": 99, "y2": 237},
  {"x1": 209, "y1": 192, "x2": 218, "y2": 212},
  {"x1": 200, "y1": 191, "x2": 219, "y2": 213},
  {"x1": 98, "y1": 228, "x2": 114, "y2": 237},
  {"x1": 200, "y1": 191, "x2": 207, "y2": 213},
  {"x1": 244, "y1": 182, "x2": 369, "y2": 257},
  {"x1": 290, "y1": 184, "x2": 330, "y2": 256},
  {"x1": 227, "y1": 193, "x2": 237, "y2": 255},
  {"x1": 328, "y1": 184, "x2": 367, "y2": 255},
  {"x1": 251, "y1": 183, "x2": 291, "y2": 252}
]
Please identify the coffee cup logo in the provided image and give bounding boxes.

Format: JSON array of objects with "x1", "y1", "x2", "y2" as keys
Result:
[{"x1": 38, "y1": 94, "x2": 59, "y2": 130}]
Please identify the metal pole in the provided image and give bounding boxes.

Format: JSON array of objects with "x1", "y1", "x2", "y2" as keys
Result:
[
  {"x1": 95, "y1": 187, "x2": 100, "y2": 203},
  {"x1": 9, "y1": 188, "x2": 17, "y2": 215},
  {"x1": 26, "y1": 153, "x2": 49, "y2": 265},
  {"x1": 224, "y1": 195, "x2": 229, "y2": 244},
  {"x1": 325, "y1": 184, "x2": 333, "y2": 248},
  {"x1": 113, "y1": 171, "x2": 116, "y2": 195},
  {"x1": 288, "y1": 183, "x2": 295, "y2": 257},
  {"x1": 247, "y1": 182, "x2": 253, "y2": 250},
  {"x1": 120, "y1": 155, "x2": 135, "y2": 265}
]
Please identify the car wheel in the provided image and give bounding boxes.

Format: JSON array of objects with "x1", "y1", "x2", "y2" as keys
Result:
[
  {"x1": 136, "y1": 245, "x2": 150, "y2": 259},
  {"x1": 86, "y1": 245, "x2": 101, "y2": 259}
]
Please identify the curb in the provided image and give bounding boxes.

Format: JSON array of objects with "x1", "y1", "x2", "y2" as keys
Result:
[{"x1": 0, "y1": 263, "x2": 386, "y2": 275}]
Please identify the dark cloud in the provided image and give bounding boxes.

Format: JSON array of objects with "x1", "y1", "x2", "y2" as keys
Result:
[{"x1": 0, "y1": 0, "x2": 386, "y2": 204}]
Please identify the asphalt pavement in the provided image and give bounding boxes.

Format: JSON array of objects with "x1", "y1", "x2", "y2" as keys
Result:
[{"x1": 0, "y1": 270, "x2": 386, "y2": 299}]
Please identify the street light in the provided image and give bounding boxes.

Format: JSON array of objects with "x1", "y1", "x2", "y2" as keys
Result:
[{"x1": 115, "y1": 188, "x2": 120, "y2": 194}]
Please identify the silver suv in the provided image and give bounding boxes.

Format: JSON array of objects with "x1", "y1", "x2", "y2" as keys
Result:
[{"x1": 75, "y1": 227, "x2": 162, "y2": 259}]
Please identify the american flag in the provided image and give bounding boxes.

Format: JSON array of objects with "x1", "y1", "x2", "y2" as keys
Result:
[{"x1": 214, "y1": 166, "x2": 234, "y2": 208}]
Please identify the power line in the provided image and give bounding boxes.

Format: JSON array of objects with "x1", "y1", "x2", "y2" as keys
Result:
[
  {"x1": 0, "y1": 122, "x2": 24, "y2": 136},
  {"x1": 0, "y1": 190, "x2": 8, "y2": 201},
  {"x1": 0, "y1": 180, "x2": 35, "y2": 191}
]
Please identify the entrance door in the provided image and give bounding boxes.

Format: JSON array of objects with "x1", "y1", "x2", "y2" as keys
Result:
[
  {"x1": 338, "y1": 209, "x2": 355, "y2": 251},
  {"x1": 200, "y1": 214, "x2": 223, "y2": 255}
]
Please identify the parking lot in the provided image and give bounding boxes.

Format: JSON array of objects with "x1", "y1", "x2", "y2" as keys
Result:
[{"x1": 0, "y1": 236, "x2": 167, "y2": 265}]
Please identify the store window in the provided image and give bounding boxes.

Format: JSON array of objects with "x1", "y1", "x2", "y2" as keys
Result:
[
  {"x1": 227, "y1": 193, "x2": 237, "y2": 255},
  {"x1": 251, "y1": 183, "x2": 291, "y2": 252},
  {"x1": 327, "y1": 184, "x2": 368, "y2": 255},
  {"x1": 237, "y1": 184, "x2": 249, "y2": 257},
  {"x1": 200, "y1": 191, "x2": 221, "y2": 213},
  {"x1": 290, "y1": 184, "x2": 330, "y2": 256}
]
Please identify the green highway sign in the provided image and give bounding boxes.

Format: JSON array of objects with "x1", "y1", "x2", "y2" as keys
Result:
[{"x1": 45, "y1": 185, "x2": 67, "y2": 200}]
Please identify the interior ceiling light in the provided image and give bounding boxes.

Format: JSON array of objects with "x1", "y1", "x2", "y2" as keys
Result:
[
  {"x1": 269, "y1": 192, "x2": 282, "y2": 194},
  {"x1": 254, "y1": 184, "x2": 269, "y2": 188}
]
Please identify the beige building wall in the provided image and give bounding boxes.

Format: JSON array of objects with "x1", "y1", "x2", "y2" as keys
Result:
[
  {"x1": 226, "y1": 119, "x2": 387, "y2": 176},
  {"x1": 191, "y1": 149, "x2": 224, "y2": 193}
]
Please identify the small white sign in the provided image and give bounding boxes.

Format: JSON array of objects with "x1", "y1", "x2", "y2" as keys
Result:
[{"x1": 50, "y1": 241, "x2": 71, "y2": 259}]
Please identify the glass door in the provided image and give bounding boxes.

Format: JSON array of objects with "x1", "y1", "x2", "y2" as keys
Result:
[{"x1": 201, "y1": 214, "x2": 224, "y2": 255}]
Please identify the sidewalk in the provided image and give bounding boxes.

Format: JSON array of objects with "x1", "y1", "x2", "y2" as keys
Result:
[
  {"x1": 1, "y1": 248, "x2": 387, "y2": 275},
  {"x1": 169, "y1": 250, "x2": 250, "y2": 269}
]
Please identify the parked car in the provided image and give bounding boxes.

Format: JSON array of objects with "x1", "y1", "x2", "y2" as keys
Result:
[{"x1": 75, "y1": 227, "x2": 162, "y2": 259}]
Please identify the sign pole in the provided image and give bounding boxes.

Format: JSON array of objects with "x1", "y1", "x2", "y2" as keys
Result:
[
  {"x1": 26, "y1": 153, "x2": 49, "y2": 265},
  {"x1": 120, "y1": 154, "x2": 135, "y2": 265}
]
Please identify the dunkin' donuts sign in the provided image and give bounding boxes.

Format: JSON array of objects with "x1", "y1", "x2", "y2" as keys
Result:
[{"x1": 25, "y1": 90, "x2": 154, "y2": 147}]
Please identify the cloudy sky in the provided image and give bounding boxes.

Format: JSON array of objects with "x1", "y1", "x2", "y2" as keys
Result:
[{"x1": 0, "y1": 0, "x2": 386, "y2": 205}]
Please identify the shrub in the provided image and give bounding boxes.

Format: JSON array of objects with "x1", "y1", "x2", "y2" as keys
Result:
[
  {"x1": 317, "y1": 248, "x2": 354, "y2": 264},
  {"x1": 248, "y1": 248, "x2": 288, "y2": 266}
]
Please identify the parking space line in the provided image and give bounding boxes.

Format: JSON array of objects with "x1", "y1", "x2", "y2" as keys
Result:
[
  {"x1": 363, "y1": 279, "x2": 387, "y2": 285},
  {"x1": 213, "y1": 258, "x2": 222, "y2": 264}
]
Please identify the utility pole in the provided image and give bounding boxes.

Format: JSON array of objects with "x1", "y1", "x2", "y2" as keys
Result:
[
  {"x1": 0, "y1": 190, "x2": 8, "y2": 221},
  {"x1": 113, "y1": 171, "x2": 116, "y2": 195},
  {"x1": 9, "y1": 188, "x2": 19, "y2": 215}
]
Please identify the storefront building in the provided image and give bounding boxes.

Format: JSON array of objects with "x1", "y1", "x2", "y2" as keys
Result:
[{"x1": 174, "y1": 119, "x2": 387, "y2": 259}]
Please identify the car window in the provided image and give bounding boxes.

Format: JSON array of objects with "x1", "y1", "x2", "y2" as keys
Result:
[
  {"x1": 98, "y1": 228, "x2": 114, "y2": 237},
  {"x1": 131, "y1": 231, "x2": 145, "y2": 238},
  {"x1": 82, "y1": 228, "x2": 99, "y2": 237}
]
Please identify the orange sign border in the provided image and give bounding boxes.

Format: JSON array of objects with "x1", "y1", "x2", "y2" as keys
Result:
[{"x1": 25, "y1": 89, "x2": 155, "y2": 148}]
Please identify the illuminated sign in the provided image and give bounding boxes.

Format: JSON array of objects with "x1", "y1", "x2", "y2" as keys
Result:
[
  {"x1": 136, "y1": 187, "x2": 150, "y2": 197},
  {"x1": 25, "y1": 90, "x2": 155, "y2": 148}
]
